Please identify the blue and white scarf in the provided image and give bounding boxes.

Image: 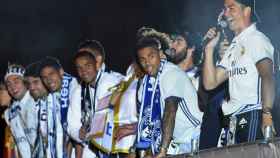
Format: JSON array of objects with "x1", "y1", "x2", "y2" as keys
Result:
[
  {"x1": 48, "y1": 94, "x2": 57, "y2": 158},
  {"x1": 60, "y1": 73, "x2": 73, "y2": 130},
  {"x1": 136, "y1": 60, "x2": 166, "y2": 154},
  {"x1": 60, "y1": 73, "x2": 73, "y2": 158},
  {"x1": 47, "y1": 73, "x2": 73, "y2": 158},
  {"x1": 38, "y1": 99, "x2": 48, "y2": 157}
]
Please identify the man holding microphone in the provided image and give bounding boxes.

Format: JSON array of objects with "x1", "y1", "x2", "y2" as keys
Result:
[{"x1": 203, "y1": 0, "x2": 275, "y2": 145}]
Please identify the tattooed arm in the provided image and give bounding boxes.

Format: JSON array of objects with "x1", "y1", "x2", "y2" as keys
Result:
[{"x1": 156, "y1": 96, "x2": 179, "y2": 157}]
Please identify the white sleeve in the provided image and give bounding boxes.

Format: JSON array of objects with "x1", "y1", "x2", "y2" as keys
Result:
[
  {"x1": 248, "y1": 36, "x2": 274, "y2": 64},
  {"x1": 70, "y1": 77, "x2": 79, "y2": 95},
  {"x1": 216, "y1": 51, "x2": 230, "y2": 70},
  {"x1": 161, "y1": 70, "x2": 190, "y2": 99},
  {"x1": 67, "y1": 86, "x2": 83, "y2": 143}
]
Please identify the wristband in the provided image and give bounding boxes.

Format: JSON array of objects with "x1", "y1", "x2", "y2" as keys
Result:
[{"x1": 262, "y1": 108, "x2": 272, "y2": 115}]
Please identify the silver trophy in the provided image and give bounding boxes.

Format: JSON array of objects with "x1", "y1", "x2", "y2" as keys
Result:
[
  {"x1": 81, "y1": 99, "x2": 93, "y2": 139},
  {"x1": 264, "y1": 125, "x2": 273, "y2": 142}
]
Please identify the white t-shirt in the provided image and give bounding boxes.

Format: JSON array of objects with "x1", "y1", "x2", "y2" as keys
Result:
[
  {"x1": 217, "y1": 24, "x2": 274, "y2": 115},
  {"x1": 138, "y1": 62, "x2": 203, "y2": 144}
]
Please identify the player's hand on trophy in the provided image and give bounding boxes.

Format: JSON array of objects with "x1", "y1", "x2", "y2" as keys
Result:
[
  {"x1": 79, "y1": 126, "x2": 87, "y2": 141},
  {"x1": 218, "y1": 38, "x2": 230, "y2": 59},
  {"x1": 262, "y1": 111, "x2": 276, "y2": 139},
  {"x1": 204, "y1": 27, "x2": 221, "y2": 51}
]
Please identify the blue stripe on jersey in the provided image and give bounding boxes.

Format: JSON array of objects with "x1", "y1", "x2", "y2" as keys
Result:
[
  {"x1": 248, "y1": 110, "x2": 254, "y2": 142},
  {"x1": 180, "y1": 100, "x2": 200, "y2": 127},
  {"x1": 253, "y1": 111, "x2": 259, "y2": 140},
  {"x1": 233, "y1": 104, "x2": 262, "y2": 116},
  {"x1": 216, "y1": 65, "x2": 227, "y2": 70},
  {"x1": 178, "y1": 102, "x2": 197, "y2": 127},
  {"x1": 179, "y1": 101, "x2": 199, "y2": 127},
  {"x1": 257, "y1": 76, "x2": 261, "y2": 104},
  {"x1": 183, "y1": 100, "x2": 201, "y2": 126},
  {"x1": 256, "y1": 57, "x2": 273, "y2": 65},
  {"x1": 253, "y1": 111, "x2": 257, "y2": 141},
  {"x1": 248, "y1": 110, "x2": 259, "y2": 142},
  {"x1": 247, "y1": 113, "x2": 253, "y2": 142}
]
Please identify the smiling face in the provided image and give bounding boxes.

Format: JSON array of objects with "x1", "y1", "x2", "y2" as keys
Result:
[
  {"x1": 137, "y1": 47, "x2": 161, "y2": 76},
  {"x1": 224, "y1": 0, "x2": 251, "y2": 34},
  {"x1": 75, "y1": 55, "x2": 97, "y2": 84},
  {"x1": 26, "y1": 76, "x2": 48, "y2": 100},
  {"x1": 78, "y1": 48, "x2": 103, "y2": 70},
  {"x1": 40, "y1": 66, "x2": 63, "y2": 93},
  {"x1": 5, "y1": 75, "x2": 27, "y2": 100}
]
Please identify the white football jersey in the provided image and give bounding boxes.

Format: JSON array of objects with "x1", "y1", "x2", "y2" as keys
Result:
[
  {"x1": 138, "y1": 62, "x2": 203, "y2": 154},
  {"x1": 67, "y1": 71, "x2": 123, "y2": 156},
  {"x1": 217, "y1": 24, "x2": 274, "y2": 115}
]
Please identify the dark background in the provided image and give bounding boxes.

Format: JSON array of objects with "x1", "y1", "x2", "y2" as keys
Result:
[
  {"x1": 0, "y1": 0, "x2": 279, "y2": 75},
  {"x1": 0, "y1": 0, "x2": 280, "y2": 131}
]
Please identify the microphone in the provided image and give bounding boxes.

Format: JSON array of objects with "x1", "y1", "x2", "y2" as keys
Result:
[
  {"x1": 202, "y1": 9, "x2": 228, "y2": 47},
  {"x1": 217, "y1": 9, "x2": 228, "y2": 29}
]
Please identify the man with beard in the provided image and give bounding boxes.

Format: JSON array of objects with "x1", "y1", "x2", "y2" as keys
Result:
[
  {"x1": 40, "y1": 57, "x2": 79, "y2": 158},
  {"x1": 25, "y1": 61, "x2": 49, "y2": 157},
  {"x1": 25, "y1": 62, "x2": 49, "y2": 101},
  {"x1": 168, "y1": 31, "x2": 203, "y2": 89},
  {"x1": 4, "y1": 64, "x2": 38, "y2": 158},
  {"x1": 68, "y1": 50, "x2": 123, "y2": 158},
  {"x1": 203, "y1": 0, "x2": 275, "y2": 145},
  {"x1": 134, "y1": 36, "x2": 202, "y2": 157},
  {"x1": 169, "y1": 31, "x2": 230, "y2": 149}
]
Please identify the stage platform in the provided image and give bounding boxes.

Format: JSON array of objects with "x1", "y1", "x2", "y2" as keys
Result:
[{"x1": 166, "y1": 138, "x2": 280, "y2": 158}]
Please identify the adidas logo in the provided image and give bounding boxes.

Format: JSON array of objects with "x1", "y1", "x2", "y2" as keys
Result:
[{"x1": 239, "y1": 118, "x2": 248, "y2": 128}]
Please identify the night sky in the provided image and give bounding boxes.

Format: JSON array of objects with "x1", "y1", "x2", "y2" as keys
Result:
[{"x1": 0, "y1": 0, "x2": 279, "y2": 77}]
